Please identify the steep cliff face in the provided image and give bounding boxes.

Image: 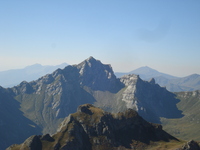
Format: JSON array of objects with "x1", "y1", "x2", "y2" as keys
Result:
[
  {"x1": 120, "y1": 74, "x2": 183, "y2": 123},
  {"x1": 7, "y1": 104, "x2": 179, "y2": 150}
]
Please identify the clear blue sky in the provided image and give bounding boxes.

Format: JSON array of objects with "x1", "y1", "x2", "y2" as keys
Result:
[{"x1": 0, "y1": 0, "x2": 200, "y2": 77}]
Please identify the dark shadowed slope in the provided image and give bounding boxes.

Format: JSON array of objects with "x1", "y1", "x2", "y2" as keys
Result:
[
  {"x1": 0, "y1": 86, "x2": 41, "y2": 150},
  {"x1": 162, "y1": 90, "x2": 200, "y2": 141}
]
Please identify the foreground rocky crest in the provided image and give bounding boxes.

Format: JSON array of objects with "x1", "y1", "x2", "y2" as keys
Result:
[{"x1": 8, "y1": 104, "x2": 185, "y2": 150}]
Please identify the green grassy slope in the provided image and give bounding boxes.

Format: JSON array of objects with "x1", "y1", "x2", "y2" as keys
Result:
[{"x1": 161, "y1": 90, "x2": 200, "y2": 141}]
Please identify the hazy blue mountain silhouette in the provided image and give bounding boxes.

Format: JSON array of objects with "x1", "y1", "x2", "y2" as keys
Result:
[
  {"x1": 0, "y1": 63, "x2": 68, "y2": 87},
  {"x1": 115, "y1": 66, "x2": 200, "y2": 92},
  {"x1": 115, "y1": 66, "x2": 177, "y2": 80},
  {"x1": 156, "y1": 74, "x2": 200, "y2": 92}
]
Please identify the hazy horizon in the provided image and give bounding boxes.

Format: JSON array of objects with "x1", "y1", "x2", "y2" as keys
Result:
[
  {"x1": 1, "y1": 1, "x2": 200, "y2": 77},
  {"x1": 0, "y1": 60, "x2": 198, "y2": 78}
]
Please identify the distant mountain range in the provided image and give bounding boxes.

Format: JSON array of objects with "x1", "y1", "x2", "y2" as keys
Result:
[
  {"x1": 1, "y1": 63, "x2": 200, "y2": 92},
  {"x1": 115, "y1": 66, "x2": 177, "y2": 80},
  {"x1": 115, "y1": 66, "x2": 200, "y2": 92},
  {"x1": 0, "y1": 63, "x2": 68, "y2": 87}
]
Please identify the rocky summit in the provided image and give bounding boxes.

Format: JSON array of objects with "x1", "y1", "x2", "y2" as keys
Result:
[
  {"x1": 7, "y1": 104, "x2": 185, "y2": 150},
  {"x1": 76, "y1": 56, "x2": 122, "y2": 92}
]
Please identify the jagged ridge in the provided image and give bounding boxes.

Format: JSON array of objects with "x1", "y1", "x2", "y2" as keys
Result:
[{"x1": 7, "y1": 104, "x2": 181, "y2": 150}]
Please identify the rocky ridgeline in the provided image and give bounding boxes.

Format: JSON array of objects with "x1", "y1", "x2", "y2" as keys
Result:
[{"x1": 7, "y1": 104, "x2": 182, "y2": 150}]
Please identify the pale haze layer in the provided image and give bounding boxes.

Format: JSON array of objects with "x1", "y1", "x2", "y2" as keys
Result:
[{"x1": 0, "y1": 0, "x2": 200, "y2": 77}]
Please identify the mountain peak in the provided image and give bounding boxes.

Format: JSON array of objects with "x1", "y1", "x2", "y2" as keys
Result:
[
  {"x1": 75, "y1": 57, "x2": 122, "y2": 92},
  {"x1": 131, "y1": 66, "x2": 158, "y2": 74},
  {"x1": 85, "y1": 56, "x2": 98, "y2": 67},
  {"x1": 86, "y1": 56, "x2": 96, "y2": 61},
  {"x1": 128, "y1": 66, "x2": 177, "y2": 80},
  {"x1": 77, "y1": 56, "x2": 98, "y2": 69}
]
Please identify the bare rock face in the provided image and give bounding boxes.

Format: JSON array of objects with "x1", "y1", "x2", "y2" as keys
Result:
[
  {"x1": 120, "y1": 74, "x2": 183, "y2": 123},
  {"x1": 178, "y1": 140, "x2": 200, "y2": 150},
  {"x1": 8, "y1": 104, "x2": 178, "y2": 150},
  {"x1": 120, "y1": 74, "x2": 140, "y2": 110},
  {"x1": 76, "y1": 56, "x2": 123, "y2": 92}
]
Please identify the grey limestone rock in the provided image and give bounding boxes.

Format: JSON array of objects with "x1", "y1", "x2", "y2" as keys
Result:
[
  {"x1": 76, "y1": 56, "x2": 123, "y2": 92},
  {"x1": 120, "y1": 74, "x2": 183, "y2": 123}
]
